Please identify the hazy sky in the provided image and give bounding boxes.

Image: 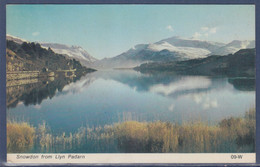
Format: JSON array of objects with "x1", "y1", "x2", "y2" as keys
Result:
[{"x1": 7, "y1": 5, "x2": 255, "y2": 59}]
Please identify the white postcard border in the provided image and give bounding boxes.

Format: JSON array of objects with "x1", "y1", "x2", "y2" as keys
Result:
[{"x1": 7, "y1": 153, "x2": 256, "y2": 164}]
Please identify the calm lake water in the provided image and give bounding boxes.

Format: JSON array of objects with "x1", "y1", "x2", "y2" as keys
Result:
[{"x1": 7, "y1": 70, "x2": 255, "y2": 153}]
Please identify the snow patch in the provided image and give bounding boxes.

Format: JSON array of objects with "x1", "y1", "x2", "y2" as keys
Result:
[
  {"x1": 40, "y1": 43, "x2": 98, "y2": 63},
  {"x1": 148, "y1": 42, "x2": 211, "y2": 59}
]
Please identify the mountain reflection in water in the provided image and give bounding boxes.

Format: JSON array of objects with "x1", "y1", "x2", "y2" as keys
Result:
[
  {"x1": 6, "y1": 75, "x2": 94, "y2": 108},
  {"x1": 7, "y1": 70, "x2": 255, "y2": 109}
]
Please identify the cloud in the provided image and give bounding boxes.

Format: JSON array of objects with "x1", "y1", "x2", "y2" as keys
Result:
[
  {"x1": 194, "y1": 27, "x2": 217, "y2": 39},
  {"x1": 202, "y1": 27, "x2": 217, "y2": 34},
  {"x1": 166, "y1": 25, "x2": 174, "y2": 32},
  {"x1": 201, "y1": 27, "x2": 209, "y2": 31},
  {"x1": 32, "y1": 32, "x2": 40, "y2": 36},
  {"x1": 209, "y1": 27, "x2": 217, "y2": 34},
  {"x1": 192, "y1": 32, "x2": 202, "y2": 39}
]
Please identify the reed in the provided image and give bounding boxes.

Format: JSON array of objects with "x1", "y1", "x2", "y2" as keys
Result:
[
  {"x1": 7, "y1": 108, "x2": 255, "y2": 153},
  {"x1": 7, "y1": 121, "x2": 35, "y2": 153}
]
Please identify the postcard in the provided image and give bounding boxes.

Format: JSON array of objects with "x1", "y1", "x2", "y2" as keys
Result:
[{"x1": 4, "y1": 4, "x2": 256, "y2": 164}]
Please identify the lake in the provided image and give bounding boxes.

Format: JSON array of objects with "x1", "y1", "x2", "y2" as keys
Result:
[{"x1": 6, "y1": 70, "x2": 255, "y2": 153}]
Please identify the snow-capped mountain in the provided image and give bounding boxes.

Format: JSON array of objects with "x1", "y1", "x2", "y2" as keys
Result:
[
  {"x1": 155, "y1": 36, "x2": 225, "y2": 52},
  {"x1": 92, "y1": 36, "x2": 255, "y2": 69},
  {"x1": 40, "y1": 43, "x2": 98, "y2": 66},
  {"x1": 7, "y1": 34, "x2": 255, "y2": 69},
  {"x1": 210, "y1": 40, "x2": 255, "y2": 56},
  {"x1": 6, "y1": 34, "x2": 97, "y2": 67},
  {"x1": 148, "y1": 42, "x2": 211, "y2": 59}
]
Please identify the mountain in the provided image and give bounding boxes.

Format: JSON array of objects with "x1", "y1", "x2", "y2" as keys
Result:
[
  {"x1": 7, "y1": 34, "x2": 255, "y2": 70},
  {"x1": 92, "y1": 36, "x2": 254, "y2": 69},
  {"x1": 6, "y1": 34, "x2": 97, "y2": 67},
  {"x1": 155, "y1": 36, "x2": 225, "y2": 52},
  {"x1": 134, "y1": 48, "x2": 255, "y2": 77},
  {"x1": 210, "y1": 40, "x2": 255, "y2": 56},
  {"x1": 6, "y1": 34, "x2": 27, "y2": 44},
  {"x1": 6, "y1": 40, "x2": 95, "y2": 75},
  {"x1": 40, "y1": 43, "x2": 98, "y2": 66}
]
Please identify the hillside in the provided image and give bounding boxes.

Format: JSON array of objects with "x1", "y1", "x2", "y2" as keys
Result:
[
  {"x1": 134, "y1": 48, "x2": 255, "y2": 77},
  {"x1": 6, "y1": 40, "x2": 96, "y2": 75},
  {"x1": 6, "y1": 34, "x2": 98, "y2": 67}
]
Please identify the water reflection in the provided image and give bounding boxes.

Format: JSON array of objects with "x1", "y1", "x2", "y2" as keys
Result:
[
  {"x1": 97, "y1": 70, "x2": 255, "y2": 97},
  {"x1": 7, "y1": 70, "x2": 255, "y2": 153},
  {"x1": 7, "y1": 70, "x2": 255, "y2": 109},
  {"x1": 6, "y1": 75, "x2": 91, "y2": 108},
  {"x1": 148, "y1": 76, "x2": 212, "y2": 96},
  {"x1": 228, "y1": 78, "x2": 255, "y2": 91}
]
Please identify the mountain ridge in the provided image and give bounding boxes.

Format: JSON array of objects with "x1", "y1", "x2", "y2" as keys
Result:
[
  {"x1": 6, "y1": 34, "x2": 98, "y2": 67},
  {"x1": 92, "y1": 36, "x2": 255, "y2": 69},
  {"x1": 7, "y1": 34, "x2": 255, "y2": 70}
]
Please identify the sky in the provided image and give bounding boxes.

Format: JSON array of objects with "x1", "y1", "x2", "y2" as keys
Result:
[{"x1": 7, "y1": 5, "x2": 255, "y2": 59}]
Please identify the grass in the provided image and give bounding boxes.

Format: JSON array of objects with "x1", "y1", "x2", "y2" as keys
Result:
[
  {"x1": 114, "y1": 109, "x2": 255, "y2": 153},
  {"x1": 7, "y1": 108, "x2": 255, "y2": 153},
  {"x1": 7, "y1": 121, "x2": 35, "y2": 153}
]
